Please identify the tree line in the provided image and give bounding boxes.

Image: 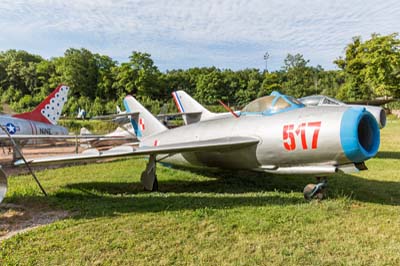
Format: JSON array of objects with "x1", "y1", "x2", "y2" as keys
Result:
[{"x1": 0, "y1": 33, "x2": 398, "y2": 116}]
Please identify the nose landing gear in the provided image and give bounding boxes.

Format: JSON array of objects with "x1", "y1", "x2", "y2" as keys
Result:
[{"x1": 303, "y1": 177, "x2": 327, "y2": 200}]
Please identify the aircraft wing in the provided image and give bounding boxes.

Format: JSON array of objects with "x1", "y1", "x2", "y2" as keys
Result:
[
  {"x1": 14, "y1": 136, "x2": 259, "y2": 166},
  {"x1": 344, "y1": 98, "x2": 396, "y2": 106},
  {"x1": 0, "y1": 134, "x2": 137, "y2": 140}
]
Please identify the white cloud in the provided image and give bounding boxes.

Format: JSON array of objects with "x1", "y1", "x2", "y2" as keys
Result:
[{"x1": 0, "y1": 0, "x2": 399, "y2": 70}]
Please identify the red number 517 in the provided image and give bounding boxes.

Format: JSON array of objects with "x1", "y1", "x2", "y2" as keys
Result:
[{"x1": 283, "y1": 121, "x2": 321, "y2": 151}]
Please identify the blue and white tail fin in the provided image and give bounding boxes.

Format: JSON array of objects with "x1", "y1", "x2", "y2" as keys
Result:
[
  {"x1": 123, "y1": 95, "x2": 167, "y2": 139},
  {"x1": 172, "y1": 90, "x2": 217, "y2": 124}
]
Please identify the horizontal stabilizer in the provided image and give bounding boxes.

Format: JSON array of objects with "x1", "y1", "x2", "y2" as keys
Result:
[{"x1": 91, "y1": 112, "x2": 139, "y2": 121}]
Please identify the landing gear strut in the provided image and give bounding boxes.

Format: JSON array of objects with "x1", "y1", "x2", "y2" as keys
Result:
[
  {"x1": 303, "y1": 177, "x2": 327, "y2": 200},
  {"x1": 140, "y1": 154, "x2": 158, "y2": 191},
  {"x1": 0, "y1": 166, "x2": 7, "y2": 203}
]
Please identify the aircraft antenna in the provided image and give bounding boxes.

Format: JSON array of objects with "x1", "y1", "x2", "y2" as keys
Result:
[{"x1": 218, "y1": 100, "x2": 239, "y2": 118}]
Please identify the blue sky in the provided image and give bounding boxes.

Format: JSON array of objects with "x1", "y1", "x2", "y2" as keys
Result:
[{"x1": 0, "y1": 0, "x2": 399, "y2": 71}]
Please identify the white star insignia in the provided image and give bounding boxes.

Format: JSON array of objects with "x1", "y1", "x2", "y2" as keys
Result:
[{"x1": 6, "y1": 123, "x2": 16, "y2": 134}]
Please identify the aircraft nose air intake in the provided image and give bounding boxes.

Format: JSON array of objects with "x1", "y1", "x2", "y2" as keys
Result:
[{"x1": 340, "y1": 107, "x2": 380, "y2": 162}]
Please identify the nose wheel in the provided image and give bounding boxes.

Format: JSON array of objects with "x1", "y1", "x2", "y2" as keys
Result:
[{"x1": 303, "y1": 177, "x2": 327, "y2": 200}]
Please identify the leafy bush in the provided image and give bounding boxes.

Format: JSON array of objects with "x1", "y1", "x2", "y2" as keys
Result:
[{"x1": 59, "y1": 119, "x2": 117, "y2": 134}]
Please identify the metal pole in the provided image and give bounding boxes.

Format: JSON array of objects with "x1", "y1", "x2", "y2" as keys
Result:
[
  {"x1": 0, "y1": 125, "x2": 47, "y2": 197},
  {"x1": 264, "y1": 52, "x2": 270, "y2": 72},
  {"x1": 75, "y1": 135, "x2": 78, "y2": 154}
]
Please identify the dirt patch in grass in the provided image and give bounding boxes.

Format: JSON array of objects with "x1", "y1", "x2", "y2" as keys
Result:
[{"x1": 0, "y1": 203, "x2": 70, "y2": 241}]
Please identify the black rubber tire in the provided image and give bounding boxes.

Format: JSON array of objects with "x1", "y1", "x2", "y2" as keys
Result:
[{"x1": 152, "y1": 176, "x2": 159, "y2": 192}]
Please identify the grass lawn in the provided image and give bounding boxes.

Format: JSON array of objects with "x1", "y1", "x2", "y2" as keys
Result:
[{"x1": 0, "y1": 120, "x2": 399, "y2": 265}]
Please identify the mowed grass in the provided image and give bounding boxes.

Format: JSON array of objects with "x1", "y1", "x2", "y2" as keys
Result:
[{"x1": 1, "y1": 120, "x2": 400, "y2": 265}]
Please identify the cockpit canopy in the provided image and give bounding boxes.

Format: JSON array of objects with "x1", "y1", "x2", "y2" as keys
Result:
[
  {"x1": 241, "y1": 91, "x2": 304, "y2": 116},
  {"x1": 298, "y1": 95, "x2": 345, "y2": 106}
]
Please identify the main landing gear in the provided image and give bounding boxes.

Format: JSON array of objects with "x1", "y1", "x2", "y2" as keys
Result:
[
  {"x1": 0, "y1": 166, "x2": 7, "y2": 203},
  {"x1": 140, "y1": 154, "x2": 159, "y2": 191},
  {"x1": 303, "y1": 177, "x2": 327, "y2": 200}
]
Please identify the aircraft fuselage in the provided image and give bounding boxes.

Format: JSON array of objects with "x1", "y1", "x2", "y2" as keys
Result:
[
  {"x1": 0, "y1": 116, "x2": 68, "y2": 143},
  {"x1": 141, "y1": 106, "x2": 379, "y2": 173}
]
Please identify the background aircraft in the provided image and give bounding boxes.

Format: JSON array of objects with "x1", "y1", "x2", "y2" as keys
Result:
[
  {"x1": 11, "y1": 91, "x2": 380, "y2": 202},
  {"x1": 298, "y1": 95, "x2": 386, "y2": 128},
  {"x1": 0, "y1": 85, "x2": 70, "y2": 157},
  {"x1": 2, "y1": 84, "x2": 69, "y2": 134},
  {"x1": 173, "y1": 90, "x2": 387, "y2": 129},
  {"x1": 79, "y1": 124, "x2": 137, "y2": 148},
  {"x1": 172, "y1": 90, "x2": 236, "y2": 124},
  {"x1": 0, "y1": 85, "x2": 137, "y2": 158},
  {"x1": 88, "y1": 107, "x2": 141, "y2": 147}
]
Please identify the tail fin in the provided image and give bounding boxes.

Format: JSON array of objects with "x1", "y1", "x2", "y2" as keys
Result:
[
  {"x1": 13, "y1": 84, "x2": 69, "y2": 125},
  {"x1": 172, "y1": 90, "x2": 216, "y2": 124},
  {"x1": 123, "y1": 95, "x2": 167, "y2": 139},
  {"x1": 116, "y1": 105, "x2": 122, "y2": 114}
]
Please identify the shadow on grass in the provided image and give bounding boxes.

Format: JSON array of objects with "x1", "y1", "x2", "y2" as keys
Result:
[
  {"x1": 375, "y1": 151, "x2": 400, "y2": 159},
  {"x1": 65, "y1": 168, "x2": 306, "y2": 194},
  {"x1": 5, "y1": 166, "x2": 400, "y2": 219},
  {"x1": 50, "y1": 191, "x2": 305, "y2": 218}
]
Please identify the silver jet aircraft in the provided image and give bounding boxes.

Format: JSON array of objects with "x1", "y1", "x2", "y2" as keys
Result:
[
  {"x1": 298, "y1": 95, "x2": 386, "y2": 128},
  {"x1": 172, "y1": 90, "x2": 387, "y2": 129},
  {"x1": 9, "y1": 91, "x2": 380, "y2": 201},
  {"x1": 0, "y1": 85, "x2": 135, "y2": 156},
  {"x1": 172, "y1": 90, "x2": 235, "y2": 124},
  {"x1": 0, "y1": 84, "x2": 70, "y2": 137},
  {"x1": 0, "y1": 84, "x2": 71, "y2": 158}
]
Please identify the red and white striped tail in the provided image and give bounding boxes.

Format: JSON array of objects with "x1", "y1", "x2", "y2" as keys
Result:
[{"x1": 13, "y1": 85, "x2": 69, "y2": 125}]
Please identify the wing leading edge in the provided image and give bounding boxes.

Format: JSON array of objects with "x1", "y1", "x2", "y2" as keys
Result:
[
  {"x1": 0, "y1": 134, "x2": 138, "y2": 140},
  {"x1": 14, "y1": 136, "x2": 259, "y2": 166}
]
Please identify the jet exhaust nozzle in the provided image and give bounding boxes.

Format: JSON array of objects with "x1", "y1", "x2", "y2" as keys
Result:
[
  {"x1": 340, "y1": 107, "x2": 380, "y2": 163},
  {"x1": 379, "y1": 109, "x2": 387, "y2": 128}
]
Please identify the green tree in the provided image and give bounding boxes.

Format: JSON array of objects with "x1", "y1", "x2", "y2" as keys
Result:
[
  {"x1": 113, "y1": 52, "x2": 163, "y2": 99},
  {"x1": 195, "y1": 69, "x2": 226, "y2": 105},
  {"x1": 129, "y1": 51, "x2": 162, "y2": 98},
  {"x1": 94, "y1": 54, "x2": 118, "y2": 100},
  {"x1": 55, "y1": 48, "x2": 99, "y2": 98},
  {"x1": 233, "y1": 69, "x2": 262, "y2": 106},
  {"x1": 0, "y1": 50, "x2": 43, "y2": 95},
  {"x1": 281, "y1": 53, "x2": 321, "y2": 98},
  {"x1": 258, "y1": 72, "x2": 283, "y2": 97},
  {"x1": 334, "y1": 33, "x2": 400, "y2": 99}
]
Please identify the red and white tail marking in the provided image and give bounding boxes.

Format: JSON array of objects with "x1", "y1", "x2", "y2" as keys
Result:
[
  {"x1": 153, "y1": 139, "x2": 159, "y2": 146},
  {"x1": 172, "y1": 91, "x2": 184, "y2": 113},
  {"x1": 13, "y1": 84, "x2": 69, "y2": 125},
  {"x1": 139, "y1": 118, "x2": 145, "y2": 131}
]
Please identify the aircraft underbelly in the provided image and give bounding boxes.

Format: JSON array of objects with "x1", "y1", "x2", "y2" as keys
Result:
[{"x1": 162, "y1": 147, "x2": 259, "y2": 169}]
